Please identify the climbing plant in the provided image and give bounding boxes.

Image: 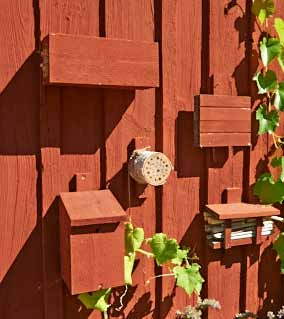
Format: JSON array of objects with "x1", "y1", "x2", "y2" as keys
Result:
[
  {"x1": 78, "y1": 222, "x2": 204, "y2": 318},
  {"x1": 252, "y1": 0, "x2": 284, "y2": 273}
]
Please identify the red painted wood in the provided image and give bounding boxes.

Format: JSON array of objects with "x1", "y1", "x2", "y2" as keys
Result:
[
  {"x1": 104, "y1": 1, "x2": 156, "y2": 318},
  {"x1": 1, "y1": 1, "x2": 283, "y2": 318},
  {"x1": 199, "y1": 94, "x2": 251, "y2": 108},
  {"x1": 205, "y1": 1, "x2": 250, "y2": 318},
  {"x1": 209, "y1": 236, "x2": 270, "y2": 250},
  {"x1": 200, "y1": 107, "x2": 250, "y2": 121},
  {"x1": 40, "y1": 1, "x2": 103, "y2": 318},
  {"x1": 160, "y1": 0, "x2": 206, "y2": 317},
  {"x1": 224, "y1": 187, "x2": 242, "y2": 203},
  {"x1": 224, "y1": 220, "x2": 232, "y2": 249},
  {"x1": 43, "y1": 33, "x2": 159, "y2": 88},
  {"x1": 60, "y1": 190, "x2": 126, "y2": 226},
  {"x1": 59, "y1": 192, "x2": 126, "y2": 294},
  {"x1": 200, "y1": 121, "x2": 251, "y2": 133},
  {"x1": 0, "y1": 0, "x2": 38, "y2": 283},
  {"x1": 0, "y1": 1, "x2": 44, "y2": 318},
  {"x1": 74, "y1": 172, "x2": 95, "y2": 192},
  {"x1": 205, "y1": 203, "x2": 279, "y2": 220},
  {"x1": 195, "y1": 94, "x2": 251, "y2": 147},
  {"x1": 200, "y1": 133, "x2": 251, "y2": 147}
]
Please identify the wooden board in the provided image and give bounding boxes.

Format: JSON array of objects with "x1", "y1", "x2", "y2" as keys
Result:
[
  {"x1": 42, "y1": 33, "x2": 159, "y2": 88},
  {"x1": 195, "y1": 94, "x2": 251, "y2": 147},
  {"x1": 0, "y1": 1, "x2": 44, "y2": 318},
  {"x1": 59, "y1": 190, "x2": 126, "y2": 226},
  {"x1": 40, "y1": 1, "x2": 103, "y2": 318},
  {"x1": 200, "y1": 121, "x2": 251, "y2": 133},
  {"x1": 104, "y1": 1, "x2": 157, "y2": 318},
  {"x1": 160, "y1": 0, "x2": 206, "y2": 317},
  {"x1": 199, "y1": 94, "x2": 251, "y2": 107},
  {"x1": 205, "y1": 1, "x2": 249, "y2": 318},
  {"x1": 59, "y1": 200, "x2": 125, "y2": 295},
  {"x1": 205, "y1": 203, "x2": 280, "y2": 220},
  {"x1": 1, "y1": 1, "x2": 283, "y2": 318}
]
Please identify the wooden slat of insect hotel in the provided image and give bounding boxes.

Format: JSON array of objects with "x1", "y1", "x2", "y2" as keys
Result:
[{"x1": 194, "y1": 94, "x2": 251, "y2": 147}]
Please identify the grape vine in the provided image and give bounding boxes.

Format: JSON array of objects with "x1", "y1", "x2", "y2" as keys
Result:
[
  {"x1": 252, "y1": 0, "x2": 284, "y2": 273},
  {"x1": 78, "y1": 222, "x2": 204, "y2": 318}
]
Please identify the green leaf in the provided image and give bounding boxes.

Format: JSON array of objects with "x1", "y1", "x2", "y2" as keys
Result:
[
  {"x1": 256, "y1": 104, "x2": 279, "y2": 134},
  {"x1": 275, "y1": 18, "x2": 284, "y2": 45},
  {"x1": 252, "y1": 0, "x2": 275, "y2": 24},
  {"x1": 274, "y1": 82, "x2": 284, "y2": 111},
  {"x1": 173, "y1": 264, "x2": 204, "y2": 296},
  {"x1": 78, "y1": 288, "x2": 112, "y2": 313},
  {"x1": 124, "y1": 254, "x2": 135, "y2": 285},
  {"x1": 147, "y1": 233, "x2": 179, "y2": 266},
  {"x1": 172, "y1": 248, "x2": 189, "y2": 266},
  {"x1": 260, "y1": 37, "x2": 281, "y2": 67},
  {"x1": 125, "y1": 222, "x2": 144, "y2": 254},
  {"x1": 271, "y1": 156, "x2": 283, "y2": 168},
  {"x1": 277, "y1": 50, "x2": 284, "y2": 71},
  {"x1": 273, "y1": 233, "x2": 284, "y2": 274},
  {"x1": 253, "y1": 70, "x2": 277, "y2": 94},
  {"x1": 271, "y1": 156, "x2": 284, "y2": 182},
  {"x1": 254, "y1": 173, "x2": 284, "y2": 204}
]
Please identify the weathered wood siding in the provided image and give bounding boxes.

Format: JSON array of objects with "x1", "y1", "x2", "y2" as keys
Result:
[{"x1": 0, "y1": 1, "x2": 283, "y2": 318}]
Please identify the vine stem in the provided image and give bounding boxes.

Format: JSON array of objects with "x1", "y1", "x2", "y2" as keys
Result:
[
  {"x1": 272, "y1": 132, "x2": 278, "y2": 148},
  {"x1": 136, "y1": 248, "x2": 154, "y2": 258},
  {"x1": 103, "y1": 311, "x2": 108, "y2": 319},
  {"x1": 115, "y1": 285, "x2": 128, "y2": 312},
  {"x1": 145, "y1": 273, "x2": 175, "y2": 285}
]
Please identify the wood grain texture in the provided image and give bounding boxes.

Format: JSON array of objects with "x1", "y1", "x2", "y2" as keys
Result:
[
  {"x1": 195, "y1": 94, "x2": 251, "y2": 147},
  {"x1": 205, "y1": 203, "x2": 279, "y2": 220},
  {"x1": 200, "y1": 121, "x2": 251, "y2": 133},
  {"x1": 200, "y1": 107, "x2": 250, "y2": 121},
  {"x1": 104, "y1": 1, "x2": 156, "y2": 318},
  {"x1": 0, "y1": 1, "x2": 44, "y2": 318},
  {"x1": 60, "y1": 190, "x2": 126, "y2": 226},
  {"x1": 224, "y1": 187, "x2": 242, "y2": 203},
  {"x1": 200, "y1": 133, "x2": 251, "y2": 147},
  {"x1": 199, "y1": 94, "x2": 251, "y2": 107},
  {"x1": 40, "y1": 1, "x2": 103, "y2": 318},
  {"x1": 43, "y1": 33, "x2": 159, "y2": 88},
  {"x1": 160, "y1": 0, "x2": 206, "y2": 317},
  {"x1": 205, "y1": 1, "x2": 250, "y2": 318},
  {"x1": 59, "y1": 198, "x2": 125, "y2": 295},
  {"x1": 1, "y1": 1, "x2": 282, "y2": 318}
]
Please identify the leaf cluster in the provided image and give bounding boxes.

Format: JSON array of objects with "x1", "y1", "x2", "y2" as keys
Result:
[
  {"x1": 252, "y1": 0, "x2": 284, "y2": 276},
  {"x1": 79, "y1": 223, "x2": 204, "y2": 317},
  {"x1": 252, "y1": 1, "x2": 284, "y2": 137}
]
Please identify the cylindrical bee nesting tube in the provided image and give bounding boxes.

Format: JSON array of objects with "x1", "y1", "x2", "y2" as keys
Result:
[{"x1": 128, "y1": 150, "x2": 173, "y2": 186}]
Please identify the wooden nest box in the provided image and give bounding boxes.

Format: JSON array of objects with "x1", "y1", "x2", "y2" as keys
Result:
[
  {"x1": 59, "y1": 189, "x2": 127, "y2": 294},
  {"x1": 204, "y1": 203, "x2": 280, "y2": 250}
]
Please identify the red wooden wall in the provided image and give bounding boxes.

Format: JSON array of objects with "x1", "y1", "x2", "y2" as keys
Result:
[{"x1": 0, "y1": 1, "x2": 283, "y2": 318}]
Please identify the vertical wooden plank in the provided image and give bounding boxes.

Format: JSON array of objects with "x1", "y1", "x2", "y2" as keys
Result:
[
  {"x1": 104, "y1": 1, "x2": 156, "y2": 318},
  {"x1": 205, "y1": 1, "x2": 249, "y2": 318},
  {"x1": 39, "y1": 1, "x2": 103, "y2": 319},
  {"x1": 160, "y1": 0, "x2": 205, "y2": 317},
  {"x1": 244, "y1": 0, "x2": 266, "y2": 313},
  {"x1": 0, "y1": 1, "x2": 44, "y2": 318}
]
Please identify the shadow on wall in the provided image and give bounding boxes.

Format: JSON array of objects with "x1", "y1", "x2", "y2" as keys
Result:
[
  {"x1": 258, "y1": 243, "x2": 283, "y2": 317},
  {"x1": 0, "y1": 31, "x2": 138, "y2": 319},
  {"x1": 0, "y1": 51, "x2": 44, "y2": 318}
]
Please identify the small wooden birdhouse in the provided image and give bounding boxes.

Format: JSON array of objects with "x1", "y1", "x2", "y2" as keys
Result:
[{"x1": 59, "y1": 190, "x2": 127, "y2": 294}]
